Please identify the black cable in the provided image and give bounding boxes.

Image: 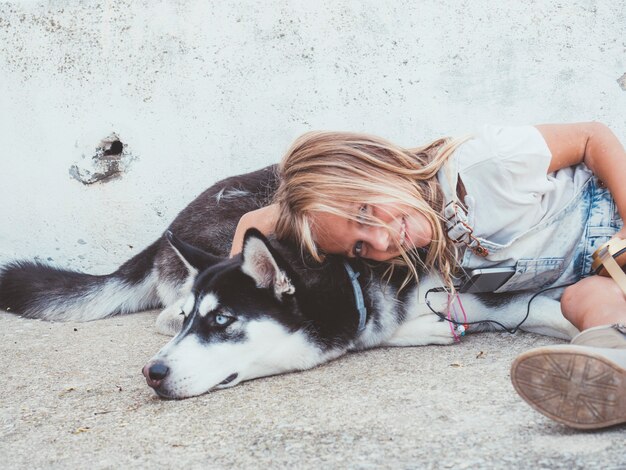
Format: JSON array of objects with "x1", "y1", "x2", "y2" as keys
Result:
[{"x1": 424, "y1": 281, "x2": 579, "y2": 334}]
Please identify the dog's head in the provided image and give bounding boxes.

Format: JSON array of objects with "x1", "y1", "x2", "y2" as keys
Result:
[{"x1": 142, "y1": 229, "x2": 331, "y2": 399}]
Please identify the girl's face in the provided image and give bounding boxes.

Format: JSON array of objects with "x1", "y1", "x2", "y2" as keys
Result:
[{"x1": 311, "y1": 204, "x2": 432, "y2": 261}]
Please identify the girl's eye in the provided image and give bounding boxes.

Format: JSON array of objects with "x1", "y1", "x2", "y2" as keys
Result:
[
  {"x1": 357, "y1": 204, "x2": 368, "y2": 222},
  {"x1": 215, "y1": 314, "x2": 232, "y2": 326},
  {"x1": 353, "y1": 240, "x2": 364, "y2": 257}
]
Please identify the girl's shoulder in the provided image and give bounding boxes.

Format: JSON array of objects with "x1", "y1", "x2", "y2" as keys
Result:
[{"x1": 455, "y1": 124, "x2": 552, "y2": 172}]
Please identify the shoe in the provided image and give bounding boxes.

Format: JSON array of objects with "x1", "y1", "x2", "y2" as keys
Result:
[
  {"x1": 571, "y1": 324, "x2": 626, "y2": 349},
  {"x1": 511, "y1": 344, "x2": 626, "y2": 430}
]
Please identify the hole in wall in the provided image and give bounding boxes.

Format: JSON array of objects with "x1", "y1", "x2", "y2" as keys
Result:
[
  {"x1": 69, "y1": 133, "x2": 137, "y2": 185},
  {"x1": 104, "y1": 139, "x2": 124, "y2": 156}
]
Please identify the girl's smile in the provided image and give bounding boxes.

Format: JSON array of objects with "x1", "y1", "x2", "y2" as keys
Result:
[{"x1": 311, "y1": 203, "x2": 432, "y2": 261}]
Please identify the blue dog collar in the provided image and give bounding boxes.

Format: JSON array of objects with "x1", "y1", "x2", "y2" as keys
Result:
[{"x1": 343, "y1": 261, "x2": 367, "y2": 333}]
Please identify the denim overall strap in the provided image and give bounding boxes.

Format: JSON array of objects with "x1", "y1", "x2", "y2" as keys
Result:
[{"x1": 438, "y1": 160, "x2": 489, "y2": 257}]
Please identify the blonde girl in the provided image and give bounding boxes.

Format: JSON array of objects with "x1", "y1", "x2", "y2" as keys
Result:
[{"x1": 231, "y1": 122, "x2": 626, "y2": 429}]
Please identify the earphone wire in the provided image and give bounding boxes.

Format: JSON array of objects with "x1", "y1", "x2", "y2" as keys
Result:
[{"x1": 424, "y1": 281, "x2": 579, "y2": 334}]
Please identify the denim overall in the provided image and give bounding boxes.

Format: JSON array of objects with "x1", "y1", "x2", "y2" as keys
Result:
[{"x1": 438, "y1": 161, "x2": 623, "y2": 293}]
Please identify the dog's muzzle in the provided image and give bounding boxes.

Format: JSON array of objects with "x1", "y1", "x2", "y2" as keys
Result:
[{"x1": 141, "y1": 361, "x2": 239, "y2": 397}]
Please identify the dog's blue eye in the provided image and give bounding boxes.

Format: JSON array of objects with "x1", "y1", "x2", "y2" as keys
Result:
[{"x1": 215, "y1": 314, "x2": 231, "y2": 326}]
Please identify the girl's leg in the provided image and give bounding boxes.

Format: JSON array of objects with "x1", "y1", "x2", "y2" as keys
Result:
[
  {"x1": 510, "y1": 276, "x2": 626, "y2": 430},
  {"x1": 560, "y1": 276, "x2": 626, "y2": 330}
]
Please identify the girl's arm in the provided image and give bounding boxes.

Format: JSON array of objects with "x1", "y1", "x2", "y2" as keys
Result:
[
  {"x1": 229, "y1": 204, "x2": 279, "y2": 257},
  {"x1": 536, "y1": 122, "x2": 626, "y2": 237}
]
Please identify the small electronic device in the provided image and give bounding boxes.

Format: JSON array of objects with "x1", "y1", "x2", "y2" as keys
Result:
[{"x1": 459, "y1": 267, "x2": 516, "y2": 293}]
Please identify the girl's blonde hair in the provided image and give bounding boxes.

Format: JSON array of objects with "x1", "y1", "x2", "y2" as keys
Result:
[{"x1": 273, "y1": 131, "x2": 467, "y2": 288}]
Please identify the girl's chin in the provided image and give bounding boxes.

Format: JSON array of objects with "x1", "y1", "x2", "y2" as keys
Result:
[
  {"x1": 405, "y1": 221, "x2": 431, "y2": 249},
  {"x1": 413, "y1": 234, "x2": 432, "y2": 249}
]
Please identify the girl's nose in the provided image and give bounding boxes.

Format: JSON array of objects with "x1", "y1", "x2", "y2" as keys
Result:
[{"x1": 368, "y1": 226, "x2": 391, "y2": 251}]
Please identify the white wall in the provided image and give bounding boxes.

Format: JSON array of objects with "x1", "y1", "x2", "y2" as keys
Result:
[{"x1": 1, "y1": 0, "x2": 625, "y2": 273}]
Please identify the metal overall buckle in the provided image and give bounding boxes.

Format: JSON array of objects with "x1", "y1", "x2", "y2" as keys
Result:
[{"x1": 444, "y1": 202, "x2": 489, "y2": 257}]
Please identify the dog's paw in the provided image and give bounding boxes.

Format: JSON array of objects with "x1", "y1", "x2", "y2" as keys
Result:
[
  {"x1": 384, "y1": 313, "x2": 455, "y2": 346},
  {"x1": 410, "y1": 313, "x2": 457, "y2": 345},
  {"x1": 155, "y1": 305, "x2": 184, "y2": 336}
]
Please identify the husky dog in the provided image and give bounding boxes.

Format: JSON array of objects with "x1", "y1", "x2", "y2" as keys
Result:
[{"x1": 0, "y1": 166, "x2": 577, "y2": 399}]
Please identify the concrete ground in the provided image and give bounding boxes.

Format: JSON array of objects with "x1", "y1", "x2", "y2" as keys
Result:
[{"x1": 1, "y1": 310, "x2": 624, "y2": 469}]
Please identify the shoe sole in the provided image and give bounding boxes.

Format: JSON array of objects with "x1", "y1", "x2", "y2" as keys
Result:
[{"x1": 511, "y1": 347, "x2": 626, "y2": 430}]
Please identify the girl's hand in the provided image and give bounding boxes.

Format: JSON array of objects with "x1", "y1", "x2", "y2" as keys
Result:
[{"x1": 229, "y1": 204, "x2": 279, "y2": 257}]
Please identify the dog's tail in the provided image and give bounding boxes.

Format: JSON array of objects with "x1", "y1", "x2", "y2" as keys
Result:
[{"x1": 0, "y1": 240, "x2": 162, "y2": 321}]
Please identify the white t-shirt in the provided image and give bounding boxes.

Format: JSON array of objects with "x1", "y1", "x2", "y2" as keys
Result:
[{"x1": 453, "y1": 125, "x2": 593, "y2": 245}]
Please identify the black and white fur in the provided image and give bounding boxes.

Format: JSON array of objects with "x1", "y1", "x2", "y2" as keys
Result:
[{"x1": 0, "y1": 165, "x2": 578, "y2": 399}]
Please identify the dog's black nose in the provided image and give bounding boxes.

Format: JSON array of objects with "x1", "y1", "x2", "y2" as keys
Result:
[
  {"x1": 148, "y1": 362, "x2": 169, "y2": 381},
  {"x1": 142, "y1": 361, "x2": 169, "y2": 389}
]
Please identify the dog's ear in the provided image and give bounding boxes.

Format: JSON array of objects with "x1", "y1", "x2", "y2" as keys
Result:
[
  {"x1": 166, "y1": 231, "x2": 222, "y2": 274},
  {"x1": 241, "y1": 228, "x2": 295, "y2": 300}
]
